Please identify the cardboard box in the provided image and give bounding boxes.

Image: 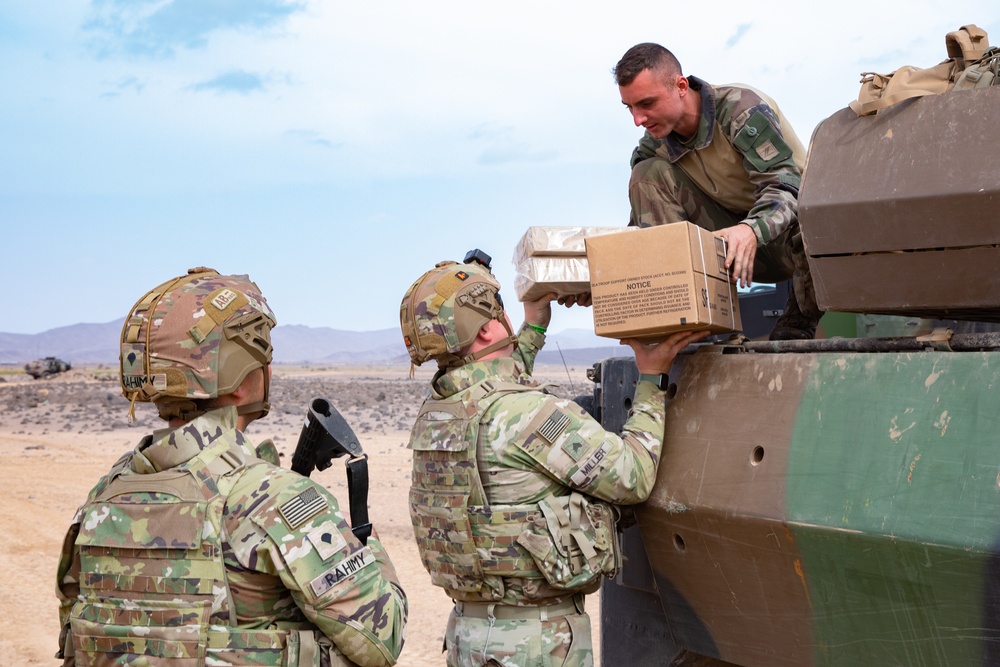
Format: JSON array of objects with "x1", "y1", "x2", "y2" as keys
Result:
[
  {"x1": 800, "y1": 87, "x2": 1000, "y2": 320},
  {"x1": 585, "y1": 222, "x2": 742, "y2": 339}
]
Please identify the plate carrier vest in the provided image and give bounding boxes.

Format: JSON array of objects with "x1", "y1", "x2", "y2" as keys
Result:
[
  {"x1": 408, "y1": 379, "x2": 620, "y2": 600},
  {"x1": 63, "y1": 437, "x2": 338, "y2": 666}
]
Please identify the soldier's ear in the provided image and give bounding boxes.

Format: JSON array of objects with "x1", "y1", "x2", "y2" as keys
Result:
[{"x1": 477, "y1": 322, "x2": 495, "y2": 343}]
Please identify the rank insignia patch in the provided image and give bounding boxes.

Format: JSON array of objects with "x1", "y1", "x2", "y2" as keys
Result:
[
  {"x1": 536, "y1": 410, "x2": 570, "y2": 444},
  {"x1": 278, "y1": 487, "x2": 328, "y2": 529},
  {"x1": 755, "y1": 140, "x2": 779, "y2": 163},
  {"x1": 307, "y1": 521, "x2": 347, "y2": 561}
]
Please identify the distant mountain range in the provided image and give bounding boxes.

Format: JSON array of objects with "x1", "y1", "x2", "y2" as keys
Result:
[{"x1": 0, "y1": 319, "x2": 623, "y2": 367}]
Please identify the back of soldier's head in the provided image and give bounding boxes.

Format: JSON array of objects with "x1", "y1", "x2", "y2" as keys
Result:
[
  {"x1": 399, "y1": 254, "x2": 514, "y2": 369},
  {"x1": 120, "y1": 267, "x2": 277, "y2": 422}
]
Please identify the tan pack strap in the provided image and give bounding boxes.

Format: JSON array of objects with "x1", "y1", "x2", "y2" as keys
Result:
[
  {"x1": 849, "y1": 84, "x2": 944, "y2": 116},
  {"x1": 455, "y1": 597, "x2": 581, "y2": 621},
  {"x1": 947, "y1": 24, "x2": 990, "y2": 68}
]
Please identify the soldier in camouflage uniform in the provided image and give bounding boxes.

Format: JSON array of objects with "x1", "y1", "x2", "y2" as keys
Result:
[
  {"x1": 400, "y1": 257, "x2": 707, "y2": 666},
  {"x1": 614, "y1": 42, "x2": 821, "y2": 340},
  {"x1": 55, "y1": 267, "x2": 407, "y2": 667}
]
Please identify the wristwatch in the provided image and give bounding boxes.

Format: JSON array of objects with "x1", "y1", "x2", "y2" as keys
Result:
[{"x1": 638, "y1": 373, "x2": 669, "y2": 391}]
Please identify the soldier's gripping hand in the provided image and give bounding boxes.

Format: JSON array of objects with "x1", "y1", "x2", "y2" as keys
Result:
[
  {"x1": 556, "y1": 292, "x2": 593, "y2": 308},
  {"x1": 522, "y1": 292, "x2": 556, "y2": 330},
  {"x1": 716, "y1": 222, "x2": 757, "y2": 289},
  {"x1": 623, "y1": 329, "x2": 711, "y2": 375}
]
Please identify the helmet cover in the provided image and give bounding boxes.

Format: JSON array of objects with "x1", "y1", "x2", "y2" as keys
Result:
[
  {"x1": 400, "y1": 260, "x2": 509, "y2": 367},
  {"x1": 120, "y1": 267, "x2": 276, "y2": 418}
]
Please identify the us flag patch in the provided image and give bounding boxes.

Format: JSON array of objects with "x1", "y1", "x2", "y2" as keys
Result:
[
  {"x1": 278, "y1": 487, "x2": 328, "y2": 529},
  {"x1": 536, "y1": 411, "x2": 570, "y2": 443}
]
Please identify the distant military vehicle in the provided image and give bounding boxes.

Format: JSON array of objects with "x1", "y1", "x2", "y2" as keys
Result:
[
  {"x1": 595, "y1": 87, "x2": 1000, "y2": 665},
  {"x1": 25, "y1": 356, "x2": 72, "y2": 379}
]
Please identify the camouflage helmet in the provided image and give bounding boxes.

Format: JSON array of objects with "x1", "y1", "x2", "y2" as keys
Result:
[
  {"x1": 120, "y1": 267, "x2": 277, "y2": 421},
  {"x1": 400, "y1": 257, "x2": 516, "y2": 367}
]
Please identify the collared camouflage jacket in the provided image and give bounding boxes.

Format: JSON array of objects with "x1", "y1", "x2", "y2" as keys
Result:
[
  {"x1": 630, "y1": 75, "x2": 808, "y2": 246},
  {"x1": 56, "y1": 405, "x2": 407, "y2": 667},
  {"x1": 410, "y1": 325, "x2": 669, "y2": 605}
]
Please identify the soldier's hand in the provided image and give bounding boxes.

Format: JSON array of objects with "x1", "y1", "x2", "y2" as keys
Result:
[
  {"x1": 522, "y1": 292, "x2": 556, "y2": 330},
  {"x1": 623, "y1": 329, "x2": 711, "y2": 375},
  {"x1": 715, "y1": 223, "x2": 757, "y2": 289},
  {"x1": 557, "y1": 292, "x2": 592, "y2": 308}
]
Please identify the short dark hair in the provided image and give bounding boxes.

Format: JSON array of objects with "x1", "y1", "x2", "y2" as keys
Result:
[{"x1": 613, "y1": 43, "x2": 683, "y2": 86}]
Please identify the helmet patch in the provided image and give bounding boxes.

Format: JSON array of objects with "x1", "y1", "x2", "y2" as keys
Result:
[{"x1": 210, "y1": 288, "x2": 240, "y2": 311}]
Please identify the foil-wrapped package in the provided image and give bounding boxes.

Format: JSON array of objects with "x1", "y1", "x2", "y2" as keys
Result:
[
  {"x1": 513, "y1": 256, "x2": 592, "y2": 302},
  {"x1": 512, "y1": 226, "x2": 625, "y2": 265}
]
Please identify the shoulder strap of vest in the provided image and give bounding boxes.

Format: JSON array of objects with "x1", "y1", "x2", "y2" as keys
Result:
[{"x1": 467, "y1": 380, "x2": 537, "y2": 507}]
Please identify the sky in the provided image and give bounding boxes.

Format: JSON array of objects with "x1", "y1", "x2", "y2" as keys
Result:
[{"x1": 2, "y1": 1, "x2": 997, "y2": 335}]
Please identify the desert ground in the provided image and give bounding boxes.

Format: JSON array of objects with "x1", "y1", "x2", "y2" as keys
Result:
[{"x1": 0, "y1": 362, "x2": 602, "y2": 666}]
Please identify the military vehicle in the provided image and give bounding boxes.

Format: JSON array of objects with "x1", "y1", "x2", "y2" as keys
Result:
[
  {"x1": 24, "y1": 356, "x2": 72, "y2": 379},
  {"x1": 595, "y1": 87, "x2": 1000, "y2": 665}
]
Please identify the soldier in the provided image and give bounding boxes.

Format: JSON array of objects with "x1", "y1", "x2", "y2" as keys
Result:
[
  {"x1": 614, "y1": 42, "x2": 821, "y2": 340},
  {"x1": 55, "y1": 267, "x2": 407, "y2": 667},
  {"x1": 400, "y1": 256, "x2": 707, "y2": 666}
]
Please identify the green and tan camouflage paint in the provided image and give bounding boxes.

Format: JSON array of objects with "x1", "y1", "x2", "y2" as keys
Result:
[{"x1": 604, "y1": 346, "x2": 1000, "y2": 665}]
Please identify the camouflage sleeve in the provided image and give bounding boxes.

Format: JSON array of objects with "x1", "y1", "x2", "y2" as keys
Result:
[
  {"x1": 499, "y1": 380, "x2": 667, "y2": 504},
  {"x1": 629, "y1": 130, "x2": 660, "y2": 169},
  {"x1": 726, "y1": 102, "x2": 802, "y2": 245},
  {"x1": 513, "y1": 322, "x2": 545, "y2": 375},
  {"x1": 55, "y1": 511, "x2": 82, "y2": 665},
  {"x1": 229, "y1": 469, "x2": 407, "y2": 666}
]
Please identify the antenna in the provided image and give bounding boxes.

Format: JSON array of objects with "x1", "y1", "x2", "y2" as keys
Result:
[{"x1": 555, "y1": 341, "x2": 576, "y2": 394}]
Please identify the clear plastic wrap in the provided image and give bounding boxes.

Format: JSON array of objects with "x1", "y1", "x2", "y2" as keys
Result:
[
  {"x1": 512, "y1": 226, "x2": 625, "y2": 265},
  {"x1": 513, "y1": 256, "x2": 592, "y2": 301}
]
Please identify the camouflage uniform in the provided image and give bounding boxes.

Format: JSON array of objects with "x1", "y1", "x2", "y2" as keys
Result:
[
  {"x1": 629, "y1": 76, "x2": 819, "y2": 318},
  {"x1": 56, "y1": 405, "x2": 407, "y2": 667},
  {"x1": 409, "y1": 324, "x2": 669, "y2": 666}
]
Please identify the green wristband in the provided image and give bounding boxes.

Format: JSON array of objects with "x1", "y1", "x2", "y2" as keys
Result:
[{"x1": 527, "y1": 323, "x2": 547, "y2": 334}]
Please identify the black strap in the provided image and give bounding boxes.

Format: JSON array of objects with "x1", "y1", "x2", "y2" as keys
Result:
[{"x1": 345, "y1": 455, "x2": 372, "y2": 545}]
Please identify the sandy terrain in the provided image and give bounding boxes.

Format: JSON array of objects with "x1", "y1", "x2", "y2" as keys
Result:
[{"x1": 0, "y1": 362, "x2": 601, "y2": 667}]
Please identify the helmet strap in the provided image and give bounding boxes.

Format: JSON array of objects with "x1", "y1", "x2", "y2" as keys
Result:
[
  {"x1": 236, "y1": 366, "x2": 271, "y2": 421},
  {"x1": 456, "y1": 316, "x2": 519, "y2": 366}
]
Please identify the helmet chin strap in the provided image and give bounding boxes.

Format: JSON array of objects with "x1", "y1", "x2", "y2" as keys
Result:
[
  {"x1": 236, "y1": 363, "x2": 271, "y2": 421},
  {"x1": 457, "y1": 316, "x2": 519, "y2": 367},
  {"x1": 153, "y1": 365, "x2": 271, "y2": 424}
]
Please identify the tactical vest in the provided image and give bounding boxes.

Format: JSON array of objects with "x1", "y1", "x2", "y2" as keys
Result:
[
  {"x1": 64, "y1": 438, "x2": 339, "y2": 667},
  {"x1": 408, "y1": 379, "x2": 620, "y2": 601}
]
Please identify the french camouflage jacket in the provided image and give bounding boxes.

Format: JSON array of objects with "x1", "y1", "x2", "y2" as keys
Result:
[
  {"x1": 408, "y1": 325, "x2": 669, "y2": 606},
  {"x1": 631, "y1": 76, "x2": 808, "y2": 246},
  {"x1": 56, "y1": 405, "x2": 407, "y2": 667}
]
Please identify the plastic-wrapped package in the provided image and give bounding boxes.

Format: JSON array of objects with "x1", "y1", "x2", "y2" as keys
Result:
[
  {"x1": 512, "y1": 226, "x2": 624, "y2": 265},
  {"x1": 514, "y1": 256, "x2": 592, "y2": 301},
  {"x1": 512, "y1": 226, "x2": 632, "y2": 301}
]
